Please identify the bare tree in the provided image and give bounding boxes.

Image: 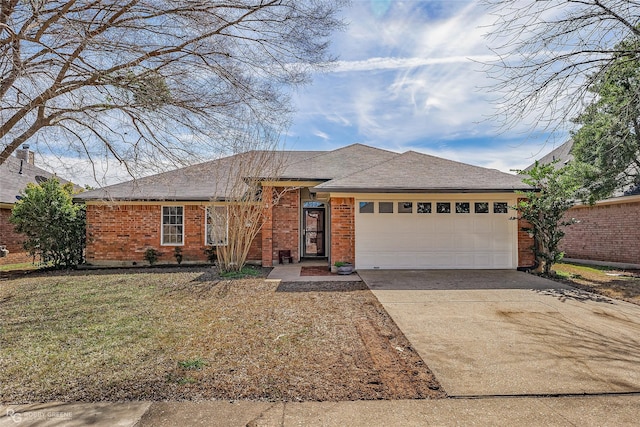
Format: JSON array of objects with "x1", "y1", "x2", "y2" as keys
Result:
[
  {"x1": 205, "y1": 128, "x2": 294, "y2": 272},
  {"x1": 482, "y1": 0, "x2": 640, "y2": 135},
  {"x1": 0, "y1": 0, "x2": 345, "y2": 179}
]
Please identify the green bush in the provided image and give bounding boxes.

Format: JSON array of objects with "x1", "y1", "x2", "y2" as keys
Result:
[
  {"x1": 10, "y1": 179, "x2": 85, "y2": 269},
  {"x1": 144, "y1": 248, "x2": 160, "y2": 265}
]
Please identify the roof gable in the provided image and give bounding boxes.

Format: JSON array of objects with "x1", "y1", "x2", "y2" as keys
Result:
[
  {"x1": 527, "y1": 140, "x2": 574, "y2": 171},
  {"x1": 279, "y1": 143, "x2": 398, "y2": 180}
]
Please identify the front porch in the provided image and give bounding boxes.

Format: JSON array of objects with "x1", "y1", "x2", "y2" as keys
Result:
[
  {"x1": 260, "y1": 185, "x2": 355, "y2": 269},
  {"x1": 266, "y1": 258, "x2": 361, "y2": 282}
]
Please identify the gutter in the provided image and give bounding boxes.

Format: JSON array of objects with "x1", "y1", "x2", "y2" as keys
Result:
[{"x1": 309, "y1": 187, "x2": 536, "y2": 194}]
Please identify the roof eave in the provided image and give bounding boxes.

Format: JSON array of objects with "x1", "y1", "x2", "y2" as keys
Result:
[
  {"x1": 75, "y1": 196, "x2": 227, "y2": 203},
  {"x1": 310, "y1": 187, "x2": 536, "y2": 194}
]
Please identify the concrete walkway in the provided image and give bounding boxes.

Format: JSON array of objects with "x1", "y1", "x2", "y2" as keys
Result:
[
  {"x1": 266, "y1": 260, "x2": 361, "y2": 282},
  {"x1": 3, "y1": 395, "x2": 640, "y2": 426},
  {"x1": 360, "y1": 269, "x2": 640, "y2": 397}
]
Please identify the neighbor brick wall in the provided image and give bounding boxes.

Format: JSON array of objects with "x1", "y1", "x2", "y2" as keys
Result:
[
  {"x1": 330, "y1": 197, "x2": 355, "y2": 266},
  {"x1": 86, "y1": 203, "x2": 263, "y2": 265},
  {"x1": 0, "y1": 207, "x2": 25, "y2": 253},
  {"x1": 561, "y1": 201, "x2": 640, "y2": 264}
]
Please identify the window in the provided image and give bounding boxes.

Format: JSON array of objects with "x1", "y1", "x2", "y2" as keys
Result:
[
  {"x1": 436, "y1": 202, "x2": 451, "y2": 213},
  {"x1": 455, "y1": 202, "x2": 470, "y2": 213},
  {"x1": 398, "y1": 202, "x2": 413, "y2": 213},
  {"x1": 494, "y1": 202, "x2": 509, "y2": 214},
  {"x1": 475, "y1": 202, "x2": 489, "y2": 213},
  {"x1": 206, "y1": 206, "x2": 228, "y2": 246},
  {"x1": 379, "y1": 202, "x2": 393, "y2": 213},
  {"x1": 162, "y1": 206, "x2": 184, "y2": 245},
  {"x1": 304, "y1": 201, "x2": 324, "y2": 208},
  {"x1": 417, "y1": 202, "x2": 432, "y2": 213},
  {"x1": 359, "y1": 202, "x2": 374, "y2": 213}
]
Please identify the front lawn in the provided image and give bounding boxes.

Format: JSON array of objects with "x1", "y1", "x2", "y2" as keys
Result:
[
  {"x1": 0, "y1": 267, "x2": 443, "y2": 403},
  {"x1": 554, "y1": 262, "x2": 640, "y2": 305}
]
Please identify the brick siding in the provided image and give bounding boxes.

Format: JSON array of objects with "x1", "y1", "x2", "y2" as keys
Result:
[
  {"x1": 0, "y1": 207, "x2": 25, "y2": 253},
  {"x1": 261, "y1": 187, "x2": 300, "y2": 266},
  {"x1": 84, "y1": 192, "x2": 534, "y2": 269},
  {"x1": 86, "y1": 203, "x2": 262, "y2": 265},
  {"x1": 330, "y1": 197, "x2": 355, "y2": 266},
  {"x1": 561, "y1": 201, "x2": 640, "y2": 264},
  {"x1": 517, "y1": 216, "x2": 536, "y2": 268}
]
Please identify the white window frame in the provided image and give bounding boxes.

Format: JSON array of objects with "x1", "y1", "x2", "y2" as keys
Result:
[
  {"x1": 205, "y1": 205, "x2": 228, "y2": 246},
  {"x1": 161, "y1": 206, "x2": 184, "y2": 246}
]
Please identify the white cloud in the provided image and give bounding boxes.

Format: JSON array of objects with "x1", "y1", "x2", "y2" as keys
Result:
[
  {"x1": 292, "y1": 1, "x2": 516, "y2": 148},
  {"x1": 312, "y1": 129, "x2": 330, "y2": 141},
  {"x1": 331, "y1": 55, "x2": 497, "y2": 73}
]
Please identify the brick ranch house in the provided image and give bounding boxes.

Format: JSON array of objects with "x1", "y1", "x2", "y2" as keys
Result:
[
  {"x1": 77, "y1": 144, "x2": 536, "y2": 270},
  {"x1": 0, "y1": 145, "x2": 74, "y2": 265},
  {"x1": 536, "y1": 141, "x2": 640, "y2": 268}
]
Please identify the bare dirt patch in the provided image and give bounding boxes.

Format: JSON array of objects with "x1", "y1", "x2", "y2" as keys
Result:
[
  {"x1": 0, "y1": 267, "x2": 444, "y2": 403},
  {"x1": 299, "y1": 266, "x2": 336, "y2": 276},
  {"x1": 554, "y1": 263, "x2": 640, "y2": 305}
]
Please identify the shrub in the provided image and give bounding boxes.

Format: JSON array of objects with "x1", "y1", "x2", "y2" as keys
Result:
[{"x1": 10, "y1": 179, "x2": 85, "y2": 269}]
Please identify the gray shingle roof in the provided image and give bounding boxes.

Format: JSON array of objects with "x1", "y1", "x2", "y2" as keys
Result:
[
  {"x1": 279, "y1": 144, "x2": 397, "y2": 180},
  {"x1": 532, "y1": 140, "x2": 640, "y2": 198},
  {"x1": 314, "y1": 151, "x2": 530, "y2": 193},
  {"x1": 527, "y1": 140, "x2": 574, "y2": 170},
  {"x1": 0, "y1": 155, "x2": 73, "y2": 205},
  {"x1": 77, "y1": 143, "x2": 531, "y2": 201},
  {"x1": 78, "y1": 150, "x2": 322, "y2": 201}
]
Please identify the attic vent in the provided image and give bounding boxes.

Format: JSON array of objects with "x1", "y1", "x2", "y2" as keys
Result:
[{"x1": 35, "y1": 175, "x2": 47, "y2": 184}]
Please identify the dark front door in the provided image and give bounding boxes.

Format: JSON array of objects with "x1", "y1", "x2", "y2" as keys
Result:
[{"x1": 303, "y1": 208, "x2": 325, "y2": 257}]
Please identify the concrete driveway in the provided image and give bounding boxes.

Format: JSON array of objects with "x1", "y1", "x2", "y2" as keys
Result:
[{"x1": 359, "y1": 270, "x2": 640, "y2": 397}]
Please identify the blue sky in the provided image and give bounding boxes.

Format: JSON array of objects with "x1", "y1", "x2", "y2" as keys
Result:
[
  {"x1": 284, "y1": 0, "x2": 560, "y2": 173},
  {"x1": 38, "y1": 0, "x2": 563, "y2": 186}
]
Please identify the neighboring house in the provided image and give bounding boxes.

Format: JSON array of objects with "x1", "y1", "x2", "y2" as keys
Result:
[
  {"x1": 535, "y1": 140, "x2": 640, "y2": 267},
  {"x1": 0, "y1": 145, "x2": 72, "y2": 262},
  {"x1": 77, "y1": 143, "x2": 535, "y2": 270}
]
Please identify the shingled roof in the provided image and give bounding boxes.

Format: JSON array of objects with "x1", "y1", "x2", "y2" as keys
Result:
[
  {"x1": 77, "y1": 143, "x2": 530, "y2": 201},
  {"x1": 527, "y1": 140, "x2": 574, "y2": 171},
  {"x1": 0, "y1": 155, "x2": 73, "y2": 205},
  {"x1": 531, "y1": 140, "x2": 640, "y2": 198},
  {"x1": 78, "y1": 150, "x2": 322, "y2": 201},
  {"x1": 314, "y1": 151, "x2": 531, "y2": 193}
]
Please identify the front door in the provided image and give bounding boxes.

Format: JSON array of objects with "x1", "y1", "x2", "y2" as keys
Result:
[{"x1": 303, "y1": 207, "x2": 325, "y2": 257}]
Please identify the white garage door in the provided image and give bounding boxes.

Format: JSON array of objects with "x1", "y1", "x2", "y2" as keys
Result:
[{"x1": 355, "y1": 199, "x2": 517, "y2": 269}]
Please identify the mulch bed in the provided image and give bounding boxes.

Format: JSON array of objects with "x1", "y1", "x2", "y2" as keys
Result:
[{"x1": 300, "y1": 265, "x2": 337, "y2": 276}]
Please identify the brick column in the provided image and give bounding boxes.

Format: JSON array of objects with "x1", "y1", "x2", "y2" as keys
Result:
[
  {"x1": 517, "y1": 198, "x2": 536, "y2": 268},
  {"x1": 261, "y1": 186, "x2": 274, "y2": 267},
  {"x1": 330, "y1": 197, "x2": 355, "y2": 266}
]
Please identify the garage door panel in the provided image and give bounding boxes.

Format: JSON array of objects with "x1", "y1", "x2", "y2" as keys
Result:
[{"x1": 355, "y1": 199, "x2": 516, "y2": 269}]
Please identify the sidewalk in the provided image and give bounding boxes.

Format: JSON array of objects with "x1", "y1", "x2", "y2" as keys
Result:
[{"x1": 2, "y1": 395, "x2": 639, "y2": 426}]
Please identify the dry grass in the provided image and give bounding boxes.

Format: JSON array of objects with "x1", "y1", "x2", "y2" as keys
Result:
[
  {"x1": 0, "y1": 267, "x2": 443, "y2": 403},
  {"x1": 554, "y1": 262, "x2": 640, "y2": 305}
]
